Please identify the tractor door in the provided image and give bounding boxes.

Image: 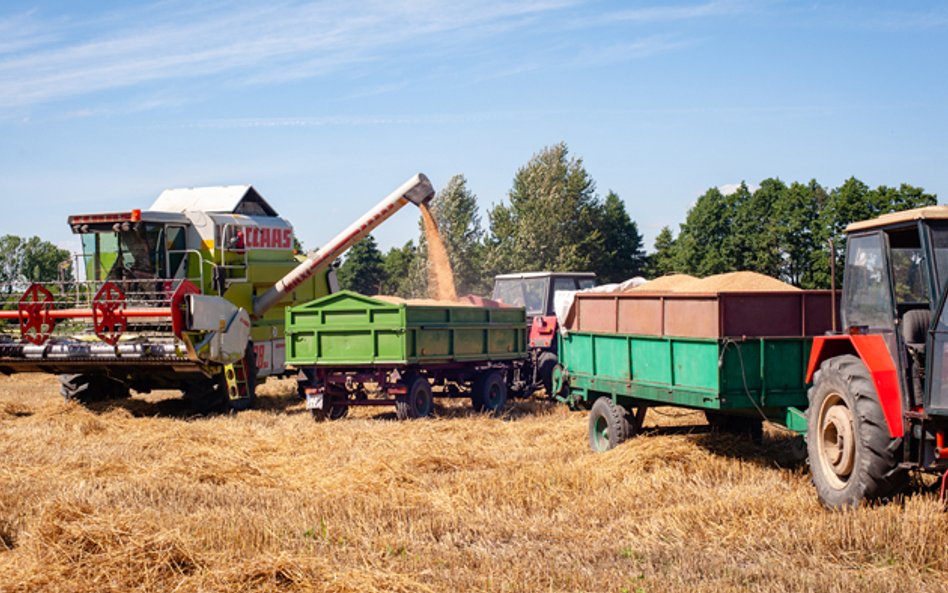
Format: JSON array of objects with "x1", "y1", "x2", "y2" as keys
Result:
[{"x1": 926, "y1": 280, "x2": 948, "y2": 416}]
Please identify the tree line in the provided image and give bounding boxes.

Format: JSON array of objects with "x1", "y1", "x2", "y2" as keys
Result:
[
  {"x1": 0, "y1": 143, "x2": 936, "y2": 296},
  {"x1": 339, "y1": 143, "x2": 937, "y2": 295}
]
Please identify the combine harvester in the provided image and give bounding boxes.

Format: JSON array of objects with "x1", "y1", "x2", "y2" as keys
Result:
[
  {"x1": 555, "y1": 206, "x2": 948, "y2": 508},
  {"x1": 0, "y1": 174, "x2": 434, "y2": 411}
]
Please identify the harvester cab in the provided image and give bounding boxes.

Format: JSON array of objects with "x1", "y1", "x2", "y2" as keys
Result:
[
  {"x1": 0, "y1": 174, "x2": 434, "y2": 412},
  {"x1": 492, "y1": 271, "x2": 596, "y2": 394},
  {"x1": 806, "y1": 205, "x2": 948, "y2": 507}
]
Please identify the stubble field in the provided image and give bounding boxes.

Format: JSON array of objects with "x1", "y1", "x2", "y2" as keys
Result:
[{"x1": 0, "y1": 373, "x2": 945, "y2": 593}]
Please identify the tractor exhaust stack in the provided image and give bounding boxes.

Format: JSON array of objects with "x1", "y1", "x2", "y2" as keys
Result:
[{"x1": 253, "y1": 173, "x2": 434, "y2": 318}]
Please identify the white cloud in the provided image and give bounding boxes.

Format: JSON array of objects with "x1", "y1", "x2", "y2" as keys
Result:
[
  {"x1": 0, "y1": 0, "x2": 579, "y2": 108},
  {"x1": 717, "y1": 182, "x2": 759, "y2": 195}
]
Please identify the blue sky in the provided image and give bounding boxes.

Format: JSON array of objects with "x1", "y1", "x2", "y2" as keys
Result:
[{"x1": 1, "y1": 0, "x2": 946, "y2": 257}]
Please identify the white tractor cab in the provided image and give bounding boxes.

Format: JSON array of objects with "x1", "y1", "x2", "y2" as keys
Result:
[{"x1": 491, "y1": 271, "x2": 597, "y2": 394}]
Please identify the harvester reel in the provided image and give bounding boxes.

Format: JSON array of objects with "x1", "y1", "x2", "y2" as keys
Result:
[
  {"x1": 18, "y1": 283, "x2": 55, "y2": 345},
  {"x1": 92, "y1": 282, "x2": 127, "y2": 345}
]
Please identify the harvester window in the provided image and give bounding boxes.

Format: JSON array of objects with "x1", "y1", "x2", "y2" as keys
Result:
[
  {"x1": 842, "y1": 233, "x2": 893, "y2": 331},
  {"x1": 166, "y1": 226, "x2": 187, "y2": 278}
]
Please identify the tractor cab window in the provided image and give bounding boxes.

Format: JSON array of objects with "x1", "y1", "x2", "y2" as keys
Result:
[
  {"x1": 929, "y1": 225, "x2": 948, "y2": 301},
  {"x1": 842, "y1": 233, "x2": 893, "y2": 331},
  {"x1": 493, "y1": 277, "x2": 549, "y2": 316},
  {"x1": 887, "y1": 228, "x2": 930, "y2": 308},
  {"x1": 578, "y1": 278, "x2": 596, "y2": 290},
  {"x1": 553, "y1": 277, "x2": 578, "y2": 295}
]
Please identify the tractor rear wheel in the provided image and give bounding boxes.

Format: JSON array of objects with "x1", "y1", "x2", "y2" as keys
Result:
[
  {"x1": 588, "y1": 396, "x2": 632, "y2": 452},
  {"x1": 59, "y1": 374, "x2": 130, "y2": 404},
  {"x1": 537, "y1": 352, "x2": 558, "y2": 396},
  {"x1": 471, "y1": 370, "x2": 507, "y2": 415},
  {"x1": 396, "y1": 375, "x2": 433, "y2": 420},
  {"x1": 807, "y1": 355, "x2": 908, "y2": 509}
]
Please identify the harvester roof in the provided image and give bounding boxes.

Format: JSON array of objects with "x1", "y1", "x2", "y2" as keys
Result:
[
  {"x1": 150, "y1": 185, "x2": 278, "y2": 216},
  {"x1": 846, "y1": 205, "x2": 948, "y2": 233}
]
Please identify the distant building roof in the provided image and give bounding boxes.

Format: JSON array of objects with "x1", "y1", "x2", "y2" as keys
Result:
[
  {"x1": 846, "y1": 205, "x2": 948, "y2": 233},
  {"x1": 149, "y1": 185, "x2": 277, "y2": 216}
]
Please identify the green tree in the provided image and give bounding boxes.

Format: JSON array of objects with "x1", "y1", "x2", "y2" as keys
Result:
[
  {"x1": 647, "y1": 226, "x2": 678, "y2": 277},
  {"x1": 485, "y1": 143, "x2": 605, "y2": 275},
  {"x1": 380, "y1": 240, "x2": 417, "y2": 297},
  {"x1": 594, "y1": 191, "x2": 646, "y2": 283},
  {"x1": 0, "y1": 235, "x2": 72, "y2": 291},
  {"x1": 337, "y1": 234, "x2": 386, "y2": 295},
  {"x1": 673, "y1": 187, "x2": 734, "y2": 276},
  {"x1": 774, "y1": 180, "x2": 825, "y2": 288}
]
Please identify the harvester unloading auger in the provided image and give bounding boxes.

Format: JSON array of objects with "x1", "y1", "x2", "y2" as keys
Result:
[{"x1": 0, "y1": 174, "x2": 434, "y2": 410}]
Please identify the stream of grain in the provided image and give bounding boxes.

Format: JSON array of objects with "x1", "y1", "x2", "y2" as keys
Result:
[{"x1": 420, "y1": 203, "x2": 458, "y2": 301}]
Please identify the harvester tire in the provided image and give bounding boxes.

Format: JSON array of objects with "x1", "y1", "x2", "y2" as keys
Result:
[
  {"x1": 396, "y1": 375, "x2": 433, "y2": 420},
  {"x1": 588, "y1": 396, "x2": 631, "y2": 452},
  {"x1": 59, "y1": 374, "x2": 130, "y2": 404},
  {"x1": 537, "y1": 352, "x2": 558, "y2": 396},
  {"x1": 471, "y1": 370, "x2": 507, "y2": 415},
  {"x1": 807, "y1": 355, "x2": 908, "y2": 509}
]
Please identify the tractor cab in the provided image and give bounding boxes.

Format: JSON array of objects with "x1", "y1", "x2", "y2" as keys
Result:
[
  {"x1": 842, "y1": 207, "x2": 948, "y2": 415},
  {"x1": 492, "y1": 272, "x2": 597, "y2": 319}
]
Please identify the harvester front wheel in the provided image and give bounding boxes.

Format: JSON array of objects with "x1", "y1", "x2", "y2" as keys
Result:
[
  {"x1": 807, "y1": 355, "x2": 908, "y2": 509},
  {"x1": 471, "y1": 370, "x2": 507, "y2": 415},
  {"x1": 396, "y1": 375, "x2": 433, "y2": 420},
  {"x1": 588, "y1": 396, "x2": 631, "y2": 452},
  {"x1": 59, "y1": 374, "x2": 130, "y2": 404}
]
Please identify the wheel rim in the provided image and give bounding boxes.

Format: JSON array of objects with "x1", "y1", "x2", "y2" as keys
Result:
[
  {"x1": 593, "y1": 415, "x2": 610, "y2": 451},
  {"x1": 817, "y1": 392, "x2": 855, "y2": 490},
  {"x1": 413, "y1": 386, "x2": 429, "y2": 415},
  {"x1": 486, "y1": 382, "x2": 501, "y2": 407},
  {"x1": 551, "y1": 365, "x2": 565, "y2": 396}
]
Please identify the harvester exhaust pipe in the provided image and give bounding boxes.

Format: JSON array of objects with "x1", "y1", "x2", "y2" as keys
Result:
[{"x1": 253, "y1": 173, "x2": 435, "y2": 318}]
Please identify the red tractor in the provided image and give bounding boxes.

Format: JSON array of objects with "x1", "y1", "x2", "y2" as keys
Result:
[
  {"x1": 806, "y1": 206, "x2": 948, "y2": 507},
  {"x1": 491, "y1": 272, "x2": 596, "y2": 394}
]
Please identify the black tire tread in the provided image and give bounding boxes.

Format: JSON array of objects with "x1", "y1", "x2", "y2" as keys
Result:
[{"x1": 807, "y1": 355, "x2": 908, "y2": 508}]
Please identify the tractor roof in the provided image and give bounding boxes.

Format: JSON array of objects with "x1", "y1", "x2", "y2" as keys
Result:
[
  {"x1": 150, "y1": 185, "x2": 278, "y2": 217},
  {"x1": 846, "y1": 205, "x2": 948, "y2": 233},
  {"x1": 494, "y1": 271, "x2": 596, "y2": 280}
]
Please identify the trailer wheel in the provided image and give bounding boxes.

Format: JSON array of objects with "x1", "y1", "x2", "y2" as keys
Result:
[
  {"x1": 396, "y1": 375, "x2": 433, "y2": 420},
  {"x1": 311, "y1": 404, "x2": 349, "y2": 422},
  {"x1": 807, "y1": 355, "x2": 908, "y2": 509},
  {"x1": 471, "y1": 370, "x2": 507, "y2": 415},
  {"x1": 59, "y1": 374, "x2": 130, "y2": 404},
  {"x1": 588, "y1": 396, "x2": 632, "y2": 452}
]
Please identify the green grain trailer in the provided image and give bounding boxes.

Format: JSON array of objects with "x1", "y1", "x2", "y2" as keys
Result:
[
  {"x1": 552, "y1": 290, "x2": 837, "y2": 451},
  {"x1": 285, "y1": 291, "x2": 527, "y2": 420}
]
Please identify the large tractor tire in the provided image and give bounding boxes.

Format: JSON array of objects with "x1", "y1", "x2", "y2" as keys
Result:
[
  {"x1": 536, "y1": 351, "x2": 558, "y2": 396},
  {"x1": 588, "y1": 396, "x2": 632, "y2": 452},
  {"x1": 59, "y1": 374, "x2": 130, "y2": 404},
  {"x1": 471, "y1": 370, "x2": 508, "y2": 415},
  {"x1": 807, "y1": 355, "x2": 908, "y2": 509},
  {"x1": 395, "y1": 374, "x2": 434, "y2": 420}
]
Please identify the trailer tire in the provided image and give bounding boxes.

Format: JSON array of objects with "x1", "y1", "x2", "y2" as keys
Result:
[
  {"x1": 471, "y1": 370, "x2": 507, "y2": 415},
  {"x1": 588, "y1": 396, "x2": 631, "y2": 452},
  {"x1": 396, "y1": 375, "x2": 433, "y2": 420},
  {"x1": 807, "y1": 355, "x2": 908, "y2": 509},
  {"x1": 59, "y1": 374, "x2": 130, "y2": 404},
  {"x1": 311, "y1": 404, "x2": 349, "y2": 422}
]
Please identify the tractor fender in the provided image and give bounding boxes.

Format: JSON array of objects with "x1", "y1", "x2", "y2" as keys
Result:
[{"x1": 806, "y1": 334, "x2": 904, "y2": 438}]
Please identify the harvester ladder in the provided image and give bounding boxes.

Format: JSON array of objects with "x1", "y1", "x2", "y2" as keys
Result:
[
  {"x1": 223, "y1": 359, "x2": 250, "y2": 401},
  {"x1": 219, "y1": 223, "x2": 249, "y2": 286}
]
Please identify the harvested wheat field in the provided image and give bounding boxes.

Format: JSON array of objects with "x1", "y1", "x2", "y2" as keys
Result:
[{"x1": 0, "y1": 374, "x2": 946, "y2": 593}]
